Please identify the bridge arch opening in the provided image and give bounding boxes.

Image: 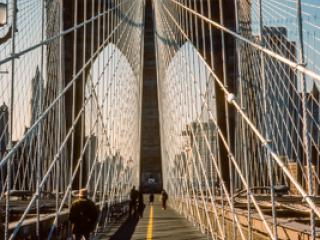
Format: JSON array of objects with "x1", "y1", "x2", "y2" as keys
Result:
[
  {"x1": 161, "y1": 41, "x2": 217, "y2": 193},
  {"x1": 84, "y1": 43, "x2": 140, "y2": 190}
]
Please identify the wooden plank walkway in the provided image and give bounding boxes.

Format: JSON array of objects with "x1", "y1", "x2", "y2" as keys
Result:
[{"x1": 96, "y1": 202, "x2": 208, "y2": 240}]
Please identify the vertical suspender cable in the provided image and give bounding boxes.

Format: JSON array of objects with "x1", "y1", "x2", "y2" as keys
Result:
[
  {"x1": 296, "y1": 0, "x2": 315, "y2": 239},
  {"x1": 218, "y1": 0, "x2": 236, "y2": 238},
  {"x1": 234, "y1": 0, "x2": 252, "y2": 239},
  {"x1": 5, "y1": 0, "x2": 17, "y2": 239},
  {"x1": 80, "y1": 0, "x2": 87, "y2": 189},
  {"x1": 36, "y1": 0, "x2": 46, "y2": 238},
  {"x1": 69, "y1": 0, "x2": 78, "y2": 236},
  {"x1": 258, "y1": 0, "x2": 278, "y2": 238}
]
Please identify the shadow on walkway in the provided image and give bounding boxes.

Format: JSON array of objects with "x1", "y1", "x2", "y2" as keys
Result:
[{"x1": 109, "y1": 215, "x2": 141, "y2": 240}]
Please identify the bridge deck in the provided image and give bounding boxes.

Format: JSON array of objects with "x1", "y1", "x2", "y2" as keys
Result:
[{"x1": 97, "y1": 202, "x2": 207, "y2": 240}]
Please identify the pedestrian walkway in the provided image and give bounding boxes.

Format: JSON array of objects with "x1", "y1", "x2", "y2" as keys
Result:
[{"x1": 97, "y1": 201, "x2": 207, "y2": 240}]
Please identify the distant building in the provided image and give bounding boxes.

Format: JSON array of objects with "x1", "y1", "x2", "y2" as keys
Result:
[
  {"x1": 262, "y1": 27, "x2": 320, "y2": 192},
  {"x1": 185, "y1": 121, "x2": 216, "y2": 190},
  {"x1": 306, "y1": 84, "x2": 320, "y2": 166},
  {"x1": 85, "y1": 135, "x2": 98, "y2": 165},
  {"x1": 295, "y1": 84, "x2": 320, "y2": 192},
  {"x1": 263, "y1": 26, "x2": 298, "y2": 159},
  {"x1": 30, "y1": 67, "x2": 43, "y2": 125},
  {"x1": 308, "y1": 85, "x2": 320, "y2": 193}
]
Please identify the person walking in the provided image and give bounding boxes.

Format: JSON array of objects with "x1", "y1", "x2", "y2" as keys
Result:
[
  {"x1": 137, "y1": 190, "x2": 145, "y2": 218},
  {"x1": 149, "y1": 192, "x2": 154, "y2": 205},
  {"x1": 69, "y1": 188, "x2": 99, "y2": 240},
  {"x1": 161, "y1": 190, "x2": 168, "y2": 210},
  {"x1": 129, "y1": 186, "x2": 138, "y2": 216}
]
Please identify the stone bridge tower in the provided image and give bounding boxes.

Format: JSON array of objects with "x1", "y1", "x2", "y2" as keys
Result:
[{"x1": 140, "y1": 0, "x2": 163, "y2": 193}]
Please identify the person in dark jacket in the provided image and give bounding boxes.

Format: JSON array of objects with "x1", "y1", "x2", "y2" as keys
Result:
[
  {"x1": 161, "y1": 190, "x2": 168, "y2": 210},
  {"x1": 137, "y1": 190, "x2": 145, "y2": 218},
  {"x1": 149, "y1": 192, "x2": 154, "y2": 205},
  {"x1": 129, "y1": 186, "x2": 138, "y2": 216},
  {"x1": 69, "y1": 189, "x2": 99, "y2": 240}
]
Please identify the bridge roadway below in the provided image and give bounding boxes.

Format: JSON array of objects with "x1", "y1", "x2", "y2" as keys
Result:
[{"x1": 95, "y1": 199, "x2": 207, "y2": 240}]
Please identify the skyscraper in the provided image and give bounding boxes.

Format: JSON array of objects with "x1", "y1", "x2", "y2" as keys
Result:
[
  {"x1": 30, "y1": 66, "x2": 43, "y2": 125},
  {"x1": 263, "y1": 26, "x2": 298, "y2": 159}
]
